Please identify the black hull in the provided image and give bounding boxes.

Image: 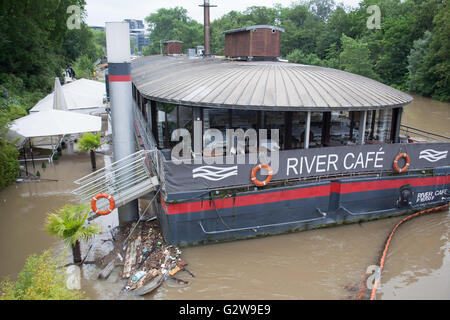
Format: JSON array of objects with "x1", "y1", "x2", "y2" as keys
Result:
[{"x1": 155, "y1": 170, "x2": 450, "y2": 246}]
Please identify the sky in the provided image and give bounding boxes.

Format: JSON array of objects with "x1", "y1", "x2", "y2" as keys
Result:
[{"x1": 85, "y1": 0, "x2": 362, "y2": 27}]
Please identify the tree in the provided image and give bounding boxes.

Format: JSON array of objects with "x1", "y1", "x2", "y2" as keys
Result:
[
  {"x1": 339, "y1": 34, "x2": 379, "y2": 80},
  {"x1": 420, "y1": 2, "x2": 450, "y2": 101},
  {"x1": 62, "y1": 23, "x2": 104, "y2": 63},
  {"x1": 78, "y1": 132, "x2": 102, "y2": 170},
  {"x1": 0, "y1": 250, "x2": 85, "y2": 300},
  {"x1": 144, "y1": 7, "x2": 203, "y2": 55},
  {"x1": 308, "y1": 0, "x2": 336, "y2": 22},
  {"x1": 407, "y1": 31, "x2": 433, "y2": 94},
  {"x1": 73, "y1": 55, "x2": 95, "y2": 80},
  {"x1": 0, "y1": 0, "x2": 87, "y2": 91},
  {"x1": 45, "y1": 204, "x2": 100, "y2": 264},
  {"x1": 287, "y1": 49, "x2": 326, "y2": 66}
]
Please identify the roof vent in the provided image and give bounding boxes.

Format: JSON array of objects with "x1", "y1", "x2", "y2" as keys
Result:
[{"x1": 223, "y1": 25, "x2": 285, "y2": 60}]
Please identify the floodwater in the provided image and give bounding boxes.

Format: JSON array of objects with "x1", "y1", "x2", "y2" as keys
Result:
[
  {"x1": 402, "y1": 94, "x2": 450, "y2": 138},
  {"x1": 0, "y1": 95, "x2": 449, "y2": 300}
]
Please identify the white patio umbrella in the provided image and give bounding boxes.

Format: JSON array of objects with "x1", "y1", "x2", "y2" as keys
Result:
[
  {"x1": 30, "y1": 78, "x2": 106, "y2": 114},
  {"x1": 8, "y1": 109, "x2": 102, "y2": 175},
  {"x1": 52, "y1": 77, "x2": 68, "y2": 111},
  {"x1": 9, "y1": 109, "x2": 101, "y2": 138}
]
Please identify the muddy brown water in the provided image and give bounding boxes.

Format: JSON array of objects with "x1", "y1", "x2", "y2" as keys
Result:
[{"x1": 0, "y1": 95, "x2": 449, "y2": 300}]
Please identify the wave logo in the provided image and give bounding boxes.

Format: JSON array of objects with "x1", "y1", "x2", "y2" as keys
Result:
[
  {"x1": 419, "y1": 149, "x2": 448, "y2": 162},
  {"x1": 193, "y1": 166, "x2": 238, "y2": 181}
]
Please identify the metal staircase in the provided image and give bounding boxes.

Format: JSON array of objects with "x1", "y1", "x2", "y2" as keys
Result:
[{"x1": 72, "y1": 150, "x2": 159, "y2": 208}]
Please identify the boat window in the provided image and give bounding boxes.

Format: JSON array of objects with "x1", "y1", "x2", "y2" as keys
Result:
[
  {"x1": 208, "y1": 108, "x2": 229, "y2": 132},
  {"x1": 157, "y1": 103, "x2": 179, "y2": 149},
  {"x1": 369, "y1": 109, "x2": 393, "y2": 143}
]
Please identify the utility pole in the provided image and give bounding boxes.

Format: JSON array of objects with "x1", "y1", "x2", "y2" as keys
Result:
[{"x1": 199, "y1": 0, "x2": 217, "y2": 56}]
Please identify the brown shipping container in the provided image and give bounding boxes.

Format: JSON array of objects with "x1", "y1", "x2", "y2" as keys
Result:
[
  {"x1": 163, "y1": 41, "x2": 183, "y2": 55},
  {"x1": 224, "y1": 26, "x2": 283, "y2": 58}
]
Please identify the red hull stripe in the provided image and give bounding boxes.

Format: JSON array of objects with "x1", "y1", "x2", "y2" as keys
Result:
[
  {"x1": 167, "y1": 185, "x2": 330, "y2": 215},
  {"x1": 330, "y1": 176, "x2": 449, "y2": 193},
  {"x1": 164, "y1": 176, "x2": 449, "y2": 215},
  {"x1": 109, "y1": 75, "x2": 131, "y2": 82}
]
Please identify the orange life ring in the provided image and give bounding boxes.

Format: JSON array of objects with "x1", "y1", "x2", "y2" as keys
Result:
[
  {"x1": 91, "y1": 193, "x2": 115, "y2": 216},
  {"x1": 393, "y1": 153, "x2": 410, "y2": 173},
  {"x1": 251, "y1": 164, "x2": 273, "y2": 187}
]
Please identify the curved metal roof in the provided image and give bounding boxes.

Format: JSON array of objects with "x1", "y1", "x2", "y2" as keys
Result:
[{"x1": 131, "y1": 56, "x2": 413, "y2": 111}]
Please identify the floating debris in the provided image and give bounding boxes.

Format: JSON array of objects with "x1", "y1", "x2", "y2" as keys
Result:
[{"x1": 96, "y1": 219, "x2": 193, "y2": 297}]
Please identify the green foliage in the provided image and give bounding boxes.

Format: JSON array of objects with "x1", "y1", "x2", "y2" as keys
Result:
[
  {"x1": 77, "y1": 132, "x2": 101, "y2": 152},
  {"x1": 0, "y1": 138, "x2": 20, "y2": 190},
  {"x1": 0, "y1": 0, "x2": 87, "y2": 92},
  {"x1": 62, "y1": 23, "x2": 104, "y2": 62},
  {"x1": 45, "y1": 204, "x2": 100, "y2": 247},
  {"x1": 144, "y1": 7, "x2": 203, "y2": 55},
  {"x1": 407, "y1": 31, "x2": 433, "y2": 94},
  {"x1": 421, "y1": 2, "x2": 450, "y2": 101},
  {"x1": 0, "y1": 250, "x2": 85, "y2": 300},
  {"x1": 286, "y1": 49, "x2": 326, "y2": 66},
  {"x1": 339, "y1": 34, "x2": 379, "y2": 80},
  {"x1": 73, "y1": 55, "x2": 95, "y2": 79},
  {"x1": 0, "y1": 1, "x2": 103, "y2": 190}
]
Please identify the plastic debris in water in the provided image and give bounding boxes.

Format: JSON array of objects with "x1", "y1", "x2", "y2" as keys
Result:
[{"x1": 131, "y1": 271, "x2": 147, "y2": 282}]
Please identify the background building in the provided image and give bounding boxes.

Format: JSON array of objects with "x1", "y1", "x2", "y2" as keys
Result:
[{"x1": 125, "y1": 19, "x2": 151, "y2": 54}]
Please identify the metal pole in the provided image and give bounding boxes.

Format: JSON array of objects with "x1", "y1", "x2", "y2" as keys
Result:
[
  {"x1": 200, "y1": 1, "x2": 217, "y2": 56},
  {"x1": 204, "y1": 1, "x2": 210, "y2": 55},
  {"x1": 359, "y1": 110, "x2": 367, "y2": 145},
  {"x1": 106, "y1": 22, "x2": 139, "y2": 224},
  {"x1": 305, "y1": 111, "x2": 311, "y2": 149},
  {"x1": 23, "y1": 142, "x2": 28, "y2": 176},
  {"x1": 29, "y1": 139, "x2": 35, "y2": 170}
]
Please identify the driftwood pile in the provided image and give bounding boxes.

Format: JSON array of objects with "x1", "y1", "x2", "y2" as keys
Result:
[{"x1": 96, "y1": 220, "x2": 192, "y2": 297}]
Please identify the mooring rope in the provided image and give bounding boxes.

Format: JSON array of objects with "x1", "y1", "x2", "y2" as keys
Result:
[{"x1": 357, "y1": 203, "x2": 449, "y2": 300}]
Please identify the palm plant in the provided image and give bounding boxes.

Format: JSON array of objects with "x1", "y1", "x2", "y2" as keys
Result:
[
  {"x1": 78, "y1": 132, "x2": 102, "y2": 170},
  {"x1": 45, "y1": 204, "x2": 101, "y2": 264}
]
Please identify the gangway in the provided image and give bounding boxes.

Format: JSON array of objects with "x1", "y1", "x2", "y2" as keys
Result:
[{"x1": 72, "y1": 150, "x2": 159, "y2": 209}]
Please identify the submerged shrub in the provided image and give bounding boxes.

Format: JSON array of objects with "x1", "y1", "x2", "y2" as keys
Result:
[{"x1": 0, "y1": 250, "x2": 85, "y2": 300}]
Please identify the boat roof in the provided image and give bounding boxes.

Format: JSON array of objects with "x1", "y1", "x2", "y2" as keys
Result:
[{"x1": 131, "y1": 55, "x2": 413, "y2": 112}]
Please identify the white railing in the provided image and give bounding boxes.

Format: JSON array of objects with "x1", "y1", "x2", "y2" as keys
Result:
[{"x1": 72, "y1": 150, "x2": 159, "y2": 208}]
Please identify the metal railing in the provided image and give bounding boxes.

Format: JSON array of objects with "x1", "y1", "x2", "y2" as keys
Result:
[
  {"x1": 72, "y1": 150, "x2": 159, "y2": 207},
  {"x1": 400, "y1": 124, "x2": 450, "y2": 142},
  {"x1": 133, "y1": 101, "x2": 167, "y2": 192}
]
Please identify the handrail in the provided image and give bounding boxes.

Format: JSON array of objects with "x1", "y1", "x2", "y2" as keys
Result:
[
  {"x1": 400, "y1": 124, "x2": 450, "y2": 141},
  {"x1": 72, "y1": 149, "x2": 159, "y2": 205}
]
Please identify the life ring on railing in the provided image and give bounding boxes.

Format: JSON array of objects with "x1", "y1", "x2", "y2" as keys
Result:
[
  {"x1": 91, "y1": 193, "x2": 115, "y2": 216},
  {"x1": 251, "y1": 164, "x2": 273, "y2": 187},
  {"x1": 393, "y1": 153, "x2": 410, "y2": 173}
]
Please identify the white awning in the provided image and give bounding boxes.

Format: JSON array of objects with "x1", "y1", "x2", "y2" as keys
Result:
[
  {"x1": 9, "y1": 110, "x2": 102, "y2": 138},
  {"x1": 30, "y1": 78, "x2": 106, "y2": 113},
  {"x1": 53, "y1": 77, "x2": 68, "y2": 111}
]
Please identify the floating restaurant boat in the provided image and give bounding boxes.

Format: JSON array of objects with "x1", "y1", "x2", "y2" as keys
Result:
[
  {"x1": 124, "y1": 25, "x2": 450, "y2": 246},
  {"x1": 73, "y1": 13, "x2": 449, "y2": 247}
]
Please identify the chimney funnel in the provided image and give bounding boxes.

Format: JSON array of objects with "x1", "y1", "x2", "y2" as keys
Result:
[{"x1": 200, "y1": 0, "x2": 216, "y2": 56}]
